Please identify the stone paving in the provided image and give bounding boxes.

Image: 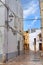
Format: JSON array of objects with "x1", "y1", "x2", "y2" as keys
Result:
[{"x1": 0, "y1": 51, "x2": 43, "y2": 65}]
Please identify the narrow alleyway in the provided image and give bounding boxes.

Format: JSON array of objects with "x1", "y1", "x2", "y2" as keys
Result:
[{"x1": 0, "y1": 51, "x2": 43, "y2": 65}]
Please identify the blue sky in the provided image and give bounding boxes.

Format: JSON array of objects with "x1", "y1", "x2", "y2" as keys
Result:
[{"x1": 21, "y1": 0, "x2": 41, "y2": 31}]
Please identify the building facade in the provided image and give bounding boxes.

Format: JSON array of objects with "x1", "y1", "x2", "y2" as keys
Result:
[
  {"x1": 23, "y1": 31, "x2": 29, "y2": 50},
  {"x1": 0, "y1": 0, "x2": 23, "y2": 62},
  {"x1": 29, "y1": 29, "x2": 41, "y2": 52},
  {"x1": 40, "y1": 0, "x2": 43, "y2": 51},
  {"x1": 38, "y1": 33, "x2": 42, "y2": 51}
]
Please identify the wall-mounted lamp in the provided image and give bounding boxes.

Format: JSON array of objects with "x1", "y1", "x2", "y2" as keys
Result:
[{"x1": 9, "y1": 13, "x2": 14, "y2": 22}]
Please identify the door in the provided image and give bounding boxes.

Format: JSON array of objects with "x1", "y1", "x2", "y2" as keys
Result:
[
  {"x1": 17, "y1": 41, "x2": 20, "y2": 55},
  {"x1": 34, "y1": 38, "x2": 36, "y2": 52},
  {"x1": 39, "y1": 43, "x2": 42, "y2": 50}
]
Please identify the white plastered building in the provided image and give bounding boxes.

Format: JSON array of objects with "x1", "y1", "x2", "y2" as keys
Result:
[
  {"x1": 29, "y1": 29, "x2": 41, "y2": 51},
  {"x1": 0, "y1": 0, "x2": 23, "y2": 61}
]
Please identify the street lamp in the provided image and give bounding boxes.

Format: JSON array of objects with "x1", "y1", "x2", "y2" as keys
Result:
[{"x1": 8, "y1": 13, "x2": 14, "y2": 22}]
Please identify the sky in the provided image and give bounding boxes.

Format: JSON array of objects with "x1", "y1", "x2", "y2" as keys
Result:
[{"x1": 21, "y1": 0, "x2": 41, "y2": 31}]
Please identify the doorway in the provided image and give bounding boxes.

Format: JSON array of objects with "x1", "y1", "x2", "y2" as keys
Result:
[
  {"x1": 39, "y1": 43, "x2": 42, "y2": 51},
  {"x1": 17, "y1": 41, "x2": 20, "y2": 55},
  {"x1": 34, "y1": 38, "x2": 36, "y2": 52}
]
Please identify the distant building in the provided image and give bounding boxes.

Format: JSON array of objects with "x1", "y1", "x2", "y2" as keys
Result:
[
  {"x1": 30, "y1": 29, "x2": 36, "y2": 33},
  {"x1": 29, "y1": 29, "x2": 41, "y2": 51},
  {"x1": 30, "y1": 28, "x2": 39, "y2": 33},
  {"x1": 23, "y1": 31, "x2": 29, "y2": 50},
  {"x1": 0, "y1": 0, "x2": 23, "y2": 62}
]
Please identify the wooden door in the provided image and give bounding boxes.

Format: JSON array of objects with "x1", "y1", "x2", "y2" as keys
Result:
[{"x1": 39, "y1": 43, "x2": 42, "y2": 50}]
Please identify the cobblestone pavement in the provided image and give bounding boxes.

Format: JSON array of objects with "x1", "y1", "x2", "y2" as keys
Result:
[{"x1": 0, "y1": 51, "x2": 43, "y2": 65}]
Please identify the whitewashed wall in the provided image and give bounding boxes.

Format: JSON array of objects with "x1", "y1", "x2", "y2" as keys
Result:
[
  {"x1": 5, "y1": 0, "x2": 23, "y2": 17},
  {"x1": 29, "y1": 29, "x2": 41, "y2": 51},
  {"x1": 0, "y1": 2, "x2": 5, "y2": 54},
  {"x1": 0, "y1": 0, "x2": 23, "y2": 61},
  {"x1": 20, "y1": 36, "x2": 23, "y2": 51},
  {"x1": 3, "y1": 0, "x2": 23, "y2": 54},
  {"x1": 8, "y1": 30, "x2": 17, "y2": 53},
  {"x1": 0, "y1": 27, "x2": 4, "y2": 54},
  {"x1": 0, "y1": 0, "x2": 23, "y2": 57},
  {"x1": 0, "y1": 4, "x2": 5, "y2": 26}
]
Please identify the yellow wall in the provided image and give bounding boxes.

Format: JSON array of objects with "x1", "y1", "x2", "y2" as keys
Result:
[
  {"x1": 23, "y1": 31, "x2": 29, "y2": 50},
  {"x1": 23, "y1": 31, "x2": 29, "y2": 44}
]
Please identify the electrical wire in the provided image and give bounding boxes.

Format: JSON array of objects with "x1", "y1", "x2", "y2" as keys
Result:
[
  {"x1": 0, "y1": 0, "x2": 43, "y2": 33},
  {"x1": 0, "y1": 0, "x2": 43, "y2": 21},
  {"x1": 0, "y1": 0, "x2": 24, "y2": 35}
]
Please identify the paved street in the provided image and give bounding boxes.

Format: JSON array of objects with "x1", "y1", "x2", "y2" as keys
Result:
[{"x1": 0, "y1": 51, "x2": 43, "y2": 65}]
